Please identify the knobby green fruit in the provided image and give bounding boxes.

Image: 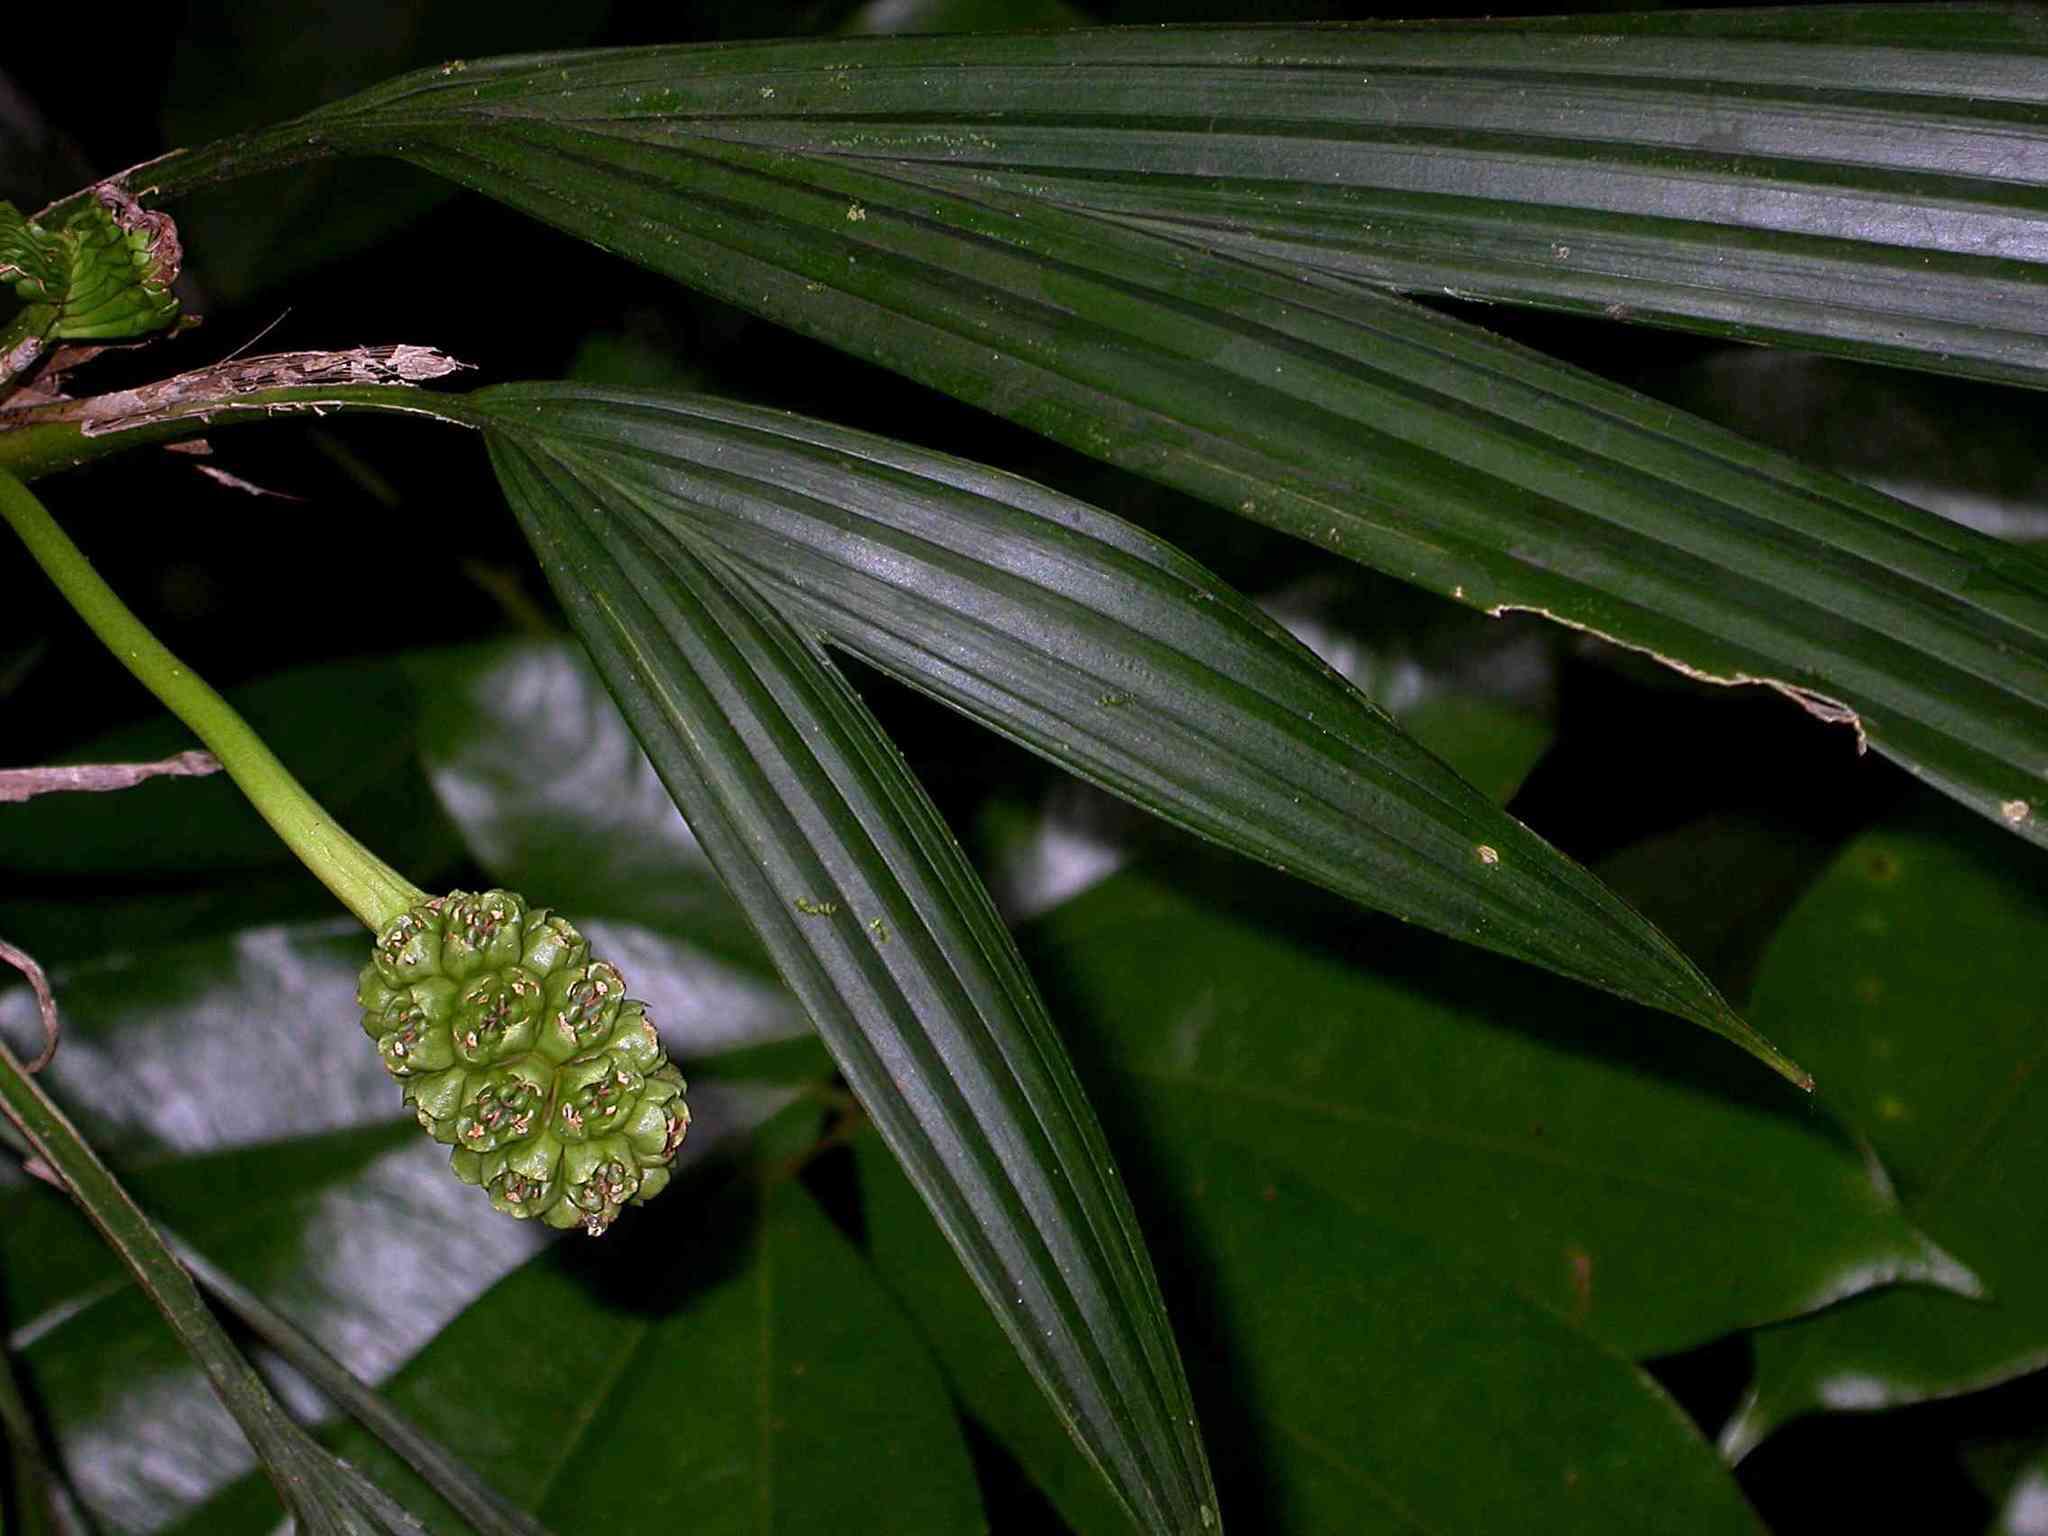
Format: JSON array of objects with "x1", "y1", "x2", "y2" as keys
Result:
[{"x1": 356, "y1": 891, "x2": 690, "y2": 1235}]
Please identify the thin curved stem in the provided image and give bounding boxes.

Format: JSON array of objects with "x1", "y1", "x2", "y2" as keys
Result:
[
  {"x1": 0, "y1": 469, "x2": 424, "y2": 929},
  {"x1": 0, "y1": 939, "x2": 60, "y2": 1071}
]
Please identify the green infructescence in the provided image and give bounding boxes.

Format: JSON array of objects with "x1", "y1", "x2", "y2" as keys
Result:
[
  {"x1": 0, "y1": 471, "x2": 690, "y2": 1236},
  {"x1": 359, "y1": 890, "x2": 690, "y2": 1235}
]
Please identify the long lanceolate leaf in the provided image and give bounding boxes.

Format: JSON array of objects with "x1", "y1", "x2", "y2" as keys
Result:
[
  {"x1": 121, "y1": 10, "x2": 2048, "y2": 384},
  {"x1": 474, "y1": 384, "x2": 1795, "y2": 1076},
  {"x1": 108, "y1": 17, "x2": 2048, "y2": 848},
  {"x1": 487, "y1": 433, "x2": 1219, "y2": 1536}
]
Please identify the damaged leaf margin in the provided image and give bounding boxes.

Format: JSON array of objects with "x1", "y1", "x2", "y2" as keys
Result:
[{"x1": 1489, "y1": 605, "x2": 1872, "y2": 755}]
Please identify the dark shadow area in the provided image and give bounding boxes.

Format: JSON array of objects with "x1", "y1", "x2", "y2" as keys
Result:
[
  {"x1": 961, "y1": 1413, "x2": 1079, "y2": 1534},
  {"x1": 1025, "y1": 829, "x2": 1845, "y2": 1137},
  {"x1": 1739, "y1": 1391, "x2": 1998, "y2": 1534},
  {"x1": 543, "y1": 1125, "x2": 770, "y2": 1317}
]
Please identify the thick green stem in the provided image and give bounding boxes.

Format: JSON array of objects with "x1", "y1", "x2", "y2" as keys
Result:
[{"x1": 0, "y1": 469, "x2": 424, "y2": 929}]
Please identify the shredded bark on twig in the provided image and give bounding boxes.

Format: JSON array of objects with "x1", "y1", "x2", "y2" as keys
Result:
[
  {"x1": 0, "y1": 750, "x2": 220, "y2": 802},
  {"x1": 0, "y1": 939, "x2": 60, "y2": 1072},
  {"x1": 0, "y1": 322, "x2": 205, "y2": 409},
  {"x1": 0, "y1": 345, "x2": 472, "y2": 434}
]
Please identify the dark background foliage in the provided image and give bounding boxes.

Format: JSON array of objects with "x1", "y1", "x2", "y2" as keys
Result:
[{"x1": 4, "y1": 2, "x2": 2046, "y2": 1532}]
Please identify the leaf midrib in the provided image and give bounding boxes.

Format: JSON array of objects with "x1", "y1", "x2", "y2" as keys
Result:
[
  {"x1": 1271, "y1": 1417, "x2": 1443, "y2": 1536},
  {"x1": 530, "y1": 1314, "x2": 652, "y2": 1514}
]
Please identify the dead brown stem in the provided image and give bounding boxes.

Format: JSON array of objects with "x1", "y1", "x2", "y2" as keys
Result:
[
  {"x1": 0, "y1": 345, "x2": 471, "y2": 435},
  {"x1": 0, "y1": 939, "x2": 60, "y2": 1073},
  {"x1": 0, "y1": 749, "x2": 221, "y2": 802}
]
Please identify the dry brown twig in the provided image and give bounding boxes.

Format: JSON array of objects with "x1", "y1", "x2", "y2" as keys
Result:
[
  {"x1": 0, "y1": 938, "x2": 60, "y2": 1072},
  {"x1": 0, "y1": 748, "x2": 226, "y2": 1072},
  {"x1": 0, "y1": 345, "x2": 471, "y2": 433},
  {"x1": 0, "y1": 748, "x2": 219, "y2": 802}
]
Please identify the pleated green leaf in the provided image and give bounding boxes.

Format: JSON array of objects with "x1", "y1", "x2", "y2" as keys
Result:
[
  {"x1": 472, "y1": 383, "x2": 1793, "y2": 1074},
  {"x1": 486, "y1": 431, "x2": 1217, "y2": 1535},
  {"x1": 108, "y1": 17, "x2": 2048, "y2": 847},
  {"x1": 130, "y1": 8, "x2": 2048, "y2": 383}
]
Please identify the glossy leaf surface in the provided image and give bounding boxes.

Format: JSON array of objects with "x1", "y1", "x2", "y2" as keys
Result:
[
  {"x1": 139, "y1": 10, "x2": 2048, "y2": 383},
  {"x1": 119, "y1": 30, "x2": 2048, "y2": 856},
  {"x1": 111, "y1": 26, "x2": 2048, "y2": 849},
  {"x1": 1644, "y1": 351, "x2": 2048, "y2": 547},
  {"x1": 1021, "y1": 862, "x2": 1965, "y2": 1359},
  {"x1": 474, "y1": 385, "x2": 1781, "y2": 1068},
  {"x1": 490, "y1": 433, "x2": 1217, "y2": 1533},
  {"x1": 977, "y1": 573, "x2": 1558, "y2": 922},
  {"x1": 1724, "y1": 807, "x2": 2048, "y2": 1456},
  {"x1": 0, "y1": 1044, "x2": 433, "y2": 1536},
  {"x1": 0, "y1": 905, "x2": 802, "y2": 1531},
  {"x1": 166, "y1": 1153, "x2": 983, "y2": 1536},
  {"x1": 861, "y1": 1127, "x2": 1766, "y2": 1536}
]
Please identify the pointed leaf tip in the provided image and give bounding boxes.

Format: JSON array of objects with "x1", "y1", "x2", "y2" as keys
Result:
[
  {"x1": 474, "y1": 384, "x2": 1788, "y2": 1072},
  {"x1": 487, "y1": 429, "x2": 1218, "y2": 1534}
]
